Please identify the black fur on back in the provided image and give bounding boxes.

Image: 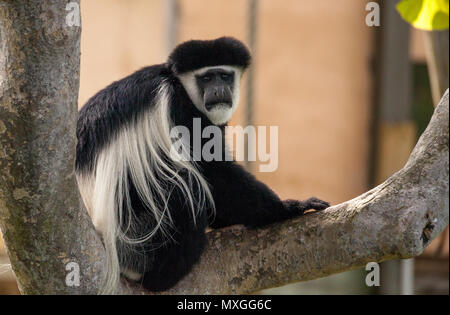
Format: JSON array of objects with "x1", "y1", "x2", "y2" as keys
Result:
[
  {"x1": 76, "y1": 65, "x2": 171, "y2": 174},
  {"x1": 168, "y1": 37, "x2": 251, "y2": 74}
]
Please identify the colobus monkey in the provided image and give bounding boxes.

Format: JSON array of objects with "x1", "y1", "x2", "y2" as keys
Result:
[{"x1": 76, "y1": 37, "x2": 329, "y2": 294}]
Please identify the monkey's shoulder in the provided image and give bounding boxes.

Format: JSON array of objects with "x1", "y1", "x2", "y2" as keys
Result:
[{"x1": 76, "y1": 64, "x2": 173, "y2": 171}]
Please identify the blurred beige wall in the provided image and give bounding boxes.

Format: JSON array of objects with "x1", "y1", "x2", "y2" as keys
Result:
[
  {"x1": 79, "y1": 0, "x2": 165, "y2": 106},
  {"x1": 79, "y1": 0, "x2": 375, "y2": 205},
  {"x1": 410, "y1": 28, "x2": 427, "y2": 62},
  {"x1": 178, "y1": 0, "x2": 374, "y2": 203}
]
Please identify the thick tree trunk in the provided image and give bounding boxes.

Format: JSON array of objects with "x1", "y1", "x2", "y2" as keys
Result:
[
  {"x1": 0, "y1": 1, "x2": 105, "y2": 294},
  {"x1": 0, "y1": 1, "x2": 448, "y2": 295}
]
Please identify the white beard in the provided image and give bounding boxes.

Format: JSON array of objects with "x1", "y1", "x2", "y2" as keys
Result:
[{"x1": 204, "y1": 103, "x2": 235, "y2": 126}]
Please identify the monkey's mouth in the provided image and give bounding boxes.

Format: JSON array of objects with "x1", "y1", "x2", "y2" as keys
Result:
[{"x1": 205, "y1": 102, "x2": 232, "y2": 111}]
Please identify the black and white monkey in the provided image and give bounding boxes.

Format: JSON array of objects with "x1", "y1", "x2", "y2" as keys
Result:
[{"x1": 76, "y1": 37, "x2": 329, "y2": 294}]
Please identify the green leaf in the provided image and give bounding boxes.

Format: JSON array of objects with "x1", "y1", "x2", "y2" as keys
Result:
[{"x1": 396, "y1": 0, "x2": 449, "y2": 31}]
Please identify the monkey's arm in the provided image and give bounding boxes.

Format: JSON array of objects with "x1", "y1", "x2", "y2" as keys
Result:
[{"x1": 204, "y1": 161, "x2": 329, "y2": 229}]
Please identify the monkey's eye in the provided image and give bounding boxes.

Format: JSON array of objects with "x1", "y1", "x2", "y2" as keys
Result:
[
  {"x1": 201, "y1": 75, "x2": 211, "y2": 83},
  {"x1": 220, "y1": 73, "x2": 231, "y2": 81}
]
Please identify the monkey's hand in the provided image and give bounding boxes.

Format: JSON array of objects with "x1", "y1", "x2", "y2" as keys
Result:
[{"x1": 283, "y1": 197, "x2": 330, "y2": 215}]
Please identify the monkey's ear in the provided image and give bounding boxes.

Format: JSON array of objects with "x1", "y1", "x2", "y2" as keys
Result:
[{"x1": 168, "y1": 37, "x2": 251, "y2": 75}]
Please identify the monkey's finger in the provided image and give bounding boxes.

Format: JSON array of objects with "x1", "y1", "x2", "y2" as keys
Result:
[{"x1": 307, "y1": 200, "x2": 330, "y2": 211}]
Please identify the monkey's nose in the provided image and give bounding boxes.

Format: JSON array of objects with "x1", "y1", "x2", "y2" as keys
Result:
[
  {"x1": 213, "y1": 87, "x2": 224, "y2": 97},
  {"x1": 204, "y1": 86, "x2": 232, "y2": 111}
]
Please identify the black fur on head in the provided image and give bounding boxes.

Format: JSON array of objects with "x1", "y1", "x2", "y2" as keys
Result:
[{"x1": 168, "y1": 37, "x2": 251, "y2": 74}]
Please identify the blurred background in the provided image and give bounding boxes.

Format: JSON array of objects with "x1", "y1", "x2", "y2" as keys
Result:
[{"x1": 0, "y1": 0, "x2": 448, "y2": 294}]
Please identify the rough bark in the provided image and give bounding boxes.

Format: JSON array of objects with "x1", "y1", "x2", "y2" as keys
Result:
[
  {"x1": 0, "y1": 1, "x2": 448, "y2": 295},
  {"x1": 0, "y1": 1, "x2": 105, "y2": 294}
]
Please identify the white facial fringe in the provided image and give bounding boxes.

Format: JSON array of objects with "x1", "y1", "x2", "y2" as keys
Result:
[{"x1": 76, "y1": 82, "x2": 215, "y2": 294}]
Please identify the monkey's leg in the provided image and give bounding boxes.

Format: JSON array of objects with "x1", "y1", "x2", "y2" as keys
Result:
[
  {"x1": 204, "y1": 161, "x2": 329, "y2": 229},
  {"x1": 140, "y1": 226, "x2": 207, "y2": 292}
]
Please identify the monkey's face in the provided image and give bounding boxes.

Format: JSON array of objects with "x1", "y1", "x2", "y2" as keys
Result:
[{"x1": 177, "y1": 66, "x2": 243, "y2": 126}]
